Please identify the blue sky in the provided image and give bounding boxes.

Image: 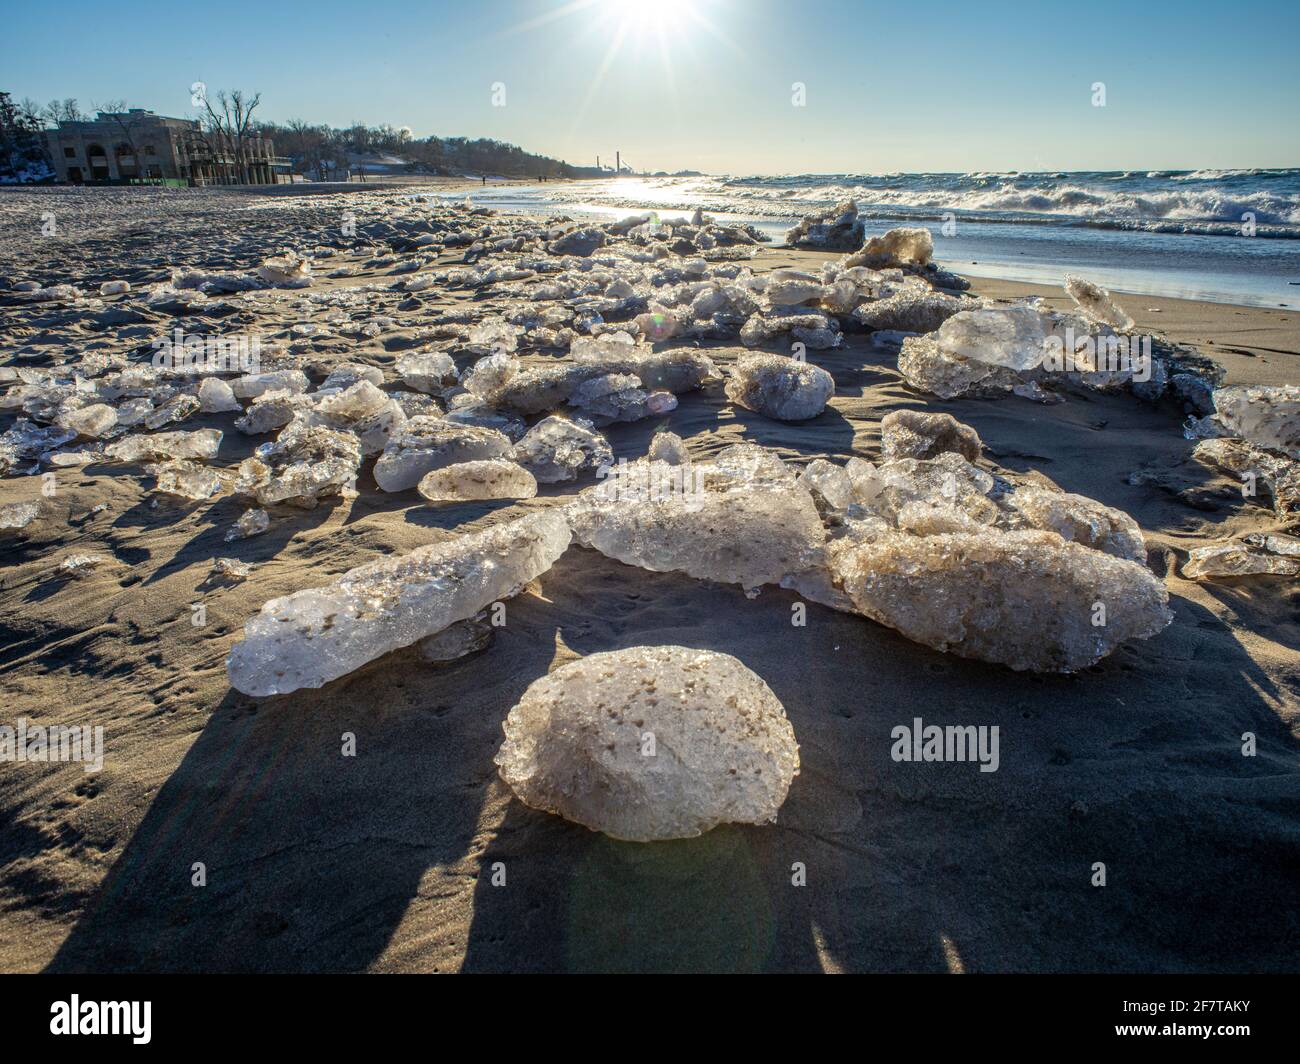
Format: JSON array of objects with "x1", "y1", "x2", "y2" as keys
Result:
[{"x1": 4, "y1": 0, "x2": 1298, "y2": 173}]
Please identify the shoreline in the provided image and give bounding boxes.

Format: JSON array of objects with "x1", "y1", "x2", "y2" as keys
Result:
[{"x1": 749, "y1": 245, "x2": 1300, "y2": 386}]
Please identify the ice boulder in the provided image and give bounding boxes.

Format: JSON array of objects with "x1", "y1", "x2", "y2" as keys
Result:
[
  {"x1": 724, "y1": 353, "x2": 835, "y2": 421},
  {"x1": 495, "y1": 646, "x2": 800, "y2": 841},
  {"x1": 373, "y1": 416, "x2": 512, "y2": 492},
  {"x1": 881, "y1": 409, "x2": 982, "y2": 463},
  {"x1": 227, "y1": 511, "x2": 571, "y2": 696},
  {"x1": 417, "y1": 459, "x2": 538, "y2": 502},
  {"x1": 828, "y1": 529, "x2": 1172, "y2": 672}
]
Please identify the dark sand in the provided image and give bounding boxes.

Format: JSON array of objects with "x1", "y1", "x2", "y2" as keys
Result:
[{"x1": 1, "y1": 195, "x2": 1296, "y2": 973}]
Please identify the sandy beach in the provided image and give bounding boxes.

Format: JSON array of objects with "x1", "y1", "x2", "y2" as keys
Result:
[{"x1": 0, "y1": 183, "x2": 1296, "y2": 976}]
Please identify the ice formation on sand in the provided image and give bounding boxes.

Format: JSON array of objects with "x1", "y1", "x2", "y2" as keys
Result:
[
  {"x1": 0, "y1": 501, "x2": 39, "y2": 531},
  {"x1": 1192, "y1": 438, "x2": 1300, "y2": 518},
  {"x1": 227, "y1": 510, "x2": 571, "y2": 697},
  {"x1": 648, "y1": 431, "x2": 689, "y2": 465},
  {"x1": 147, "y1": 459, "x2": 224, "y2": 500},
  {"x1": 1183, "y1": 539, "x2": 1300, "y2": 581},
  {"x1": 494, "y1": 646, "x2": 800, "y2": 841},
  {"x1": 768, "y1": 415, "x2": 1170, "y2": 670},
  {"x1": 226, "y1": 508, "x2": 270, "y2": 542},
  {"x1": 724, "y1": 354, "x2": 835, "y2": 421},
  {"x1": 565, "y1": 444, "x2": 826, "y2": 593},
  {"x1": 881, "y1": 409, "x2": 981, "y2": 463},
  {"x1": 397, "y1": 350, "x2": 459, "y2": 394},
  {"x1": 237, "y1": 424, "x2": 361, "y2": 507},
  {"x1": 510, "y1": 416, "x2": 613, "y2": 483},
  {"x1": 1065, "y1": 275, "x2": 1134, "y2": 332},
  {"x1": 373, "y1": 417, "x2": 512, "y2": 492},
  {"x1": 257, "y1": 250, "x2": 313, "y2": 287},
  {"x1": 104, "y1": 428, "x2": 222, "y2": 463},
  {"x1": 1211, "y1": 385, "x2": 1300, "y2": 457},
  {"x1": 828, "y1": 530, "x2": 1172, "y2": 672},
  {"x1": 417, "y1": 459, "x2": 537, "y2": 502},
  {"x1": 843, "y1": 226, "x2": 934, "y2": 269},
  {"x1": 784, "y1": 199, "x2": 865, "y2": 251}
]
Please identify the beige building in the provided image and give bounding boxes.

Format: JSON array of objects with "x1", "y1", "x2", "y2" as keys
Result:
[{"x1": 45, "y1": 109, "x2": 289, "y2": 185}]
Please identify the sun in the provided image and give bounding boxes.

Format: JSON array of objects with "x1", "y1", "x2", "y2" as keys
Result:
[
  {"x1": 501, "y1": 0, "x2": 738, "y2": 136},
  {"x1": 604, "y1": 0, "x2": 699, "y2": 31}
]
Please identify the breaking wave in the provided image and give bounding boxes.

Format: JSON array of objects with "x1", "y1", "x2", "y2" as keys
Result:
[{"x1": 528, "y1": 169, "x2": 1300, "y2": 238}]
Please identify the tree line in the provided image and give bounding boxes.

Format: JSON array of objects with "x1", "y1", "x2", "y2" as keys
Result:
[{"x1": 2, "y1": 88, "x2": 587, "y2": 182}]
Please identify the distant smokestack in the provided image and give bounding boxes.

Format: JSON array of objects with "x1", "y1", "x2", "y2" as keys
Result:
[
  {"x1": 616, "y1": 151, "x2": 620, "y2": 174},
  {"x1": 596, "y1": 155, "x2": 600, "y2": 171}
]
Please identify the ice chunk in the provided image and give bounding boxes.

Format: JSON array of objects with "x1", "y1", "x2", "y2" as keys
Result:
[
  {"x1": 417, "y1": 459, "x2": 538, "y2": 502},
  {"x1": 724, "y1": 354, "x2": 834, "y2": 421},
  {"x1": 1064, "y1": 275, "x2": 1133, "y2": 332},
  {"x1": 99, "y1": 280, "x2": 131, "y2": 296},
  {"x1": 1003, "y1": 485, "x2": 1147, "y2": 563},
  {"x1": 547, "y1": 227, "x2": 606, "y2": 257},
  {"x1": 461, "y1": 351, "x2": 519, "y2": 399},
  {"x1": 934, "y1": 306, "x2": 1048, "y2": 371},
  {"x1": 238, "y1": 423, "x2": 362, "y2": 507},
  {"x1": 898, "y1": 334, "x2": 1022, "y2": 400},
  {"x1": 566, "y1": 445, "x2": 826, "y2": 592},
  {"x1": 881, "y1": 409, "x2": 982, "y2": 463},
  {"x1": 232, "y1": 369, "x2": 310, "y2": 400},
  {"x1": 227, "y1": 510, "x2": 571, "y2": 696},
  {"x1": 852, "y1": 289, "x2": 968, "y2": 334},
  {"x1": 648, "y1": 431, "x2": 689, "y2": 466},
  {"x1": 257, "y1": 250, "x2": 312, "y2": 287},
  {"x1": 397, "y1": 350, "x2": 458, "y2": 394},
  {"x1": 147, "y1": 459, "x2": 224, "y2": 500},
  {"x1": 0, "y1": 501, "x2": 39, "y2": 531},
  {"x1": 56, "y1": 403, "x2": 118, "y2": 439},
  {"x1": 844, "y1": 226, "x2": 934, "y2": 269},
  {"x1": 198, "y1": 376, "x2": 242, "y2": 413},
  {"x1": 373, "y1": 417, "x2": 512, "y2": 492},
  {"x1": 211, "y1": 557, "x2": 253, "y2": 582},
  {"x1": 798, "y1": 459, "x2": 856, "y2": 513},
  {"x1": 1192, "y1": 438, "x2": 1300, "y2": 517},
  {"x1": 784, "y1": 199, "x2": 865, "y2": 251},
  {"x1": 1183, "y1": 543, "x2": 1299, "y2": 581},
  {"x1": 510, "y1": 416, "x2": 613, "y2": 483},
  {"x1": 495, "y1": 645, "x2": 800, "y2": 841},
  {"x1": 226, "y1": 508, "x2": 270, "y2": 542},
  {"x1": 1212, "y1": 385, "x2": 1300, "y2": 457},
  {"x1": 235, "y1": 390, "x2": 311, "y2": 435},
  {"x1": 104, "y1": 428, "x2": 222, "y2": 463},
  {"x1": 60, "y1": 552, "x2": 108, "y2": 577},
  {"x1": 829, "y1": 529, "x2": 1172, "y2": 672}
]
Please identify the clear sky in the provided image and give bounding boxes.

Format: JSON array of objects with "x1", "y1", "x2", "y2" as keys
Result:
[{"x1": 4, "y1": 0, "x2": 1298, "y2": 174}]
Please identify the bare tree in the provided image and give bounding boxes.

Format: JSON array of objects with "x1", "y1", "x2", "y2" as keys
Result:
[
  {"x1": 92, "y1": 99, "x2": 148, "y2": 179},
  {"x1": 42, "y1": 98, "x2": 84, "y2": 126},
  {"x1": 200, "y1": 89, "x2": 262, "y2": 183}
]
